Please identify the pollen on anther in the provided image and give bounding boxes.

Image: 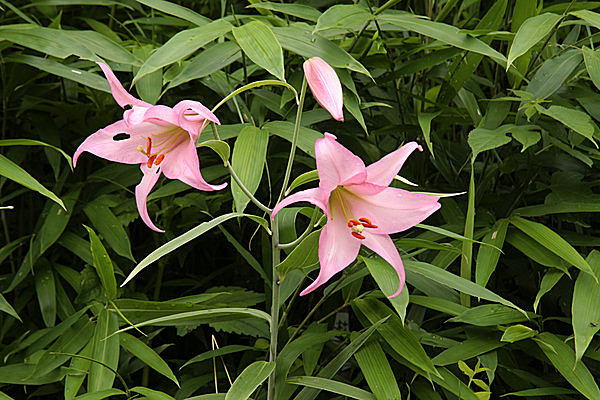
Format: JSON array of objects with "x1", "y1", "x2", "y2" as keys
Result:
[
  {"x1": 155, "y1": 154, "x2": 165, "y2": 166},
  {"x1": 351, "y1": 231, "x2": 365, "y2": 240},
  {"x1": 146, "y1": 137, "x2": 152, "y2": 155},
  {"x1": 359, "y1": 217, "x2": 372, "y2": 225},
  {"x1": 147, "y1": 155, "x2": 157, "y2": 168}
]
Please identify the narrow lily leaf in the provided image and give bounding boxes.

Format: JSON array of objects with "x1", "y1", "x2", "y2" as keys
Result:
[
  {"x1": 354, "y1": 338, "x2": 402, "y2": 400},
  {"x1": 231, "y1": 126, "x2": 268, "y2": 213},
  {"x1": 534, "y1": 270, "x2": 564, "y2": 312},
  {"x1": 130, "y1": 387, "x2": 175, "y2": 400},
  {"x1": 197, "y1": 140, "x2": 230, "y2": 165},
  {"x1": 431, "y1": 336, "x2": 504, "y2": 366},
  {"x1": 475, "y1": 219, "x2": 508, "y2": 288},
  {"x1": 0, "y1": 138, "x2": 74, "y2": 168},
  {"x1": 572, "y1": 250, "x2": 600, "y2": 363},
  {"x1": 84, "y1": 226, "x2": 117, "y2": 300},
  {"x1": 535, "y1": 332, "x2": 600, "y2": 399},
  {"x1": 510, "y1": 216, "x2": 596, "y2": 281},
  {"x1": 35, "y1": 265, "x2": 56, "y2": 327},
  {"x1": 88, "y1": 309, "x2": 119, "y2": 393},
  {"x1": 122, "y1": 213, "x2": 262, "y2": 285},
  {"x1": 0, "y1": 293, "x2": 22, "y2": 322},
  {"x1": 286, "y1": 170, "x2": 318, "y2": 195},
  {"x1": 293, "y1": 316, "x2": 388, "y2": 400},
  {"x1": 287, "y1": 376, "x2": 375, "y2": 400},
  {"x1": 501, "y1": 387, "x2": 577, "y2": 397},
  {"x1": 133, "y1": 0, "x2": 210, "y2": 26},
  {"x1": 232, "y1": 20, "x2": 285, "y2": 81},
  {"x1": 120, "y1": 333, "x2": 179, "y2": 387},
  {"x1": 84, "y1": 203, "x2": 134, "y2": 261},
  {"x1": 362, "y1": 257, "x2": 408, "y2": 322},
  {"x1": 225, "y1": 361, "x2": 274, "y2": 400},
  {"x1": 73, "y1": 389, "x2": 126, "y2": 400},
  {"x1": 133, "y1": 19, "x2": 233, "y2": 83},
  {"x1": 248, "y1": 2, "x2": 321, "y2": 22},
  {"x1": 0, "y1": 153, "x2": 65, "y2": 210},
  {"x1": 65, "y1": 340, "x2": 94, "y2": 400},
  {"x1": 448, "y1": 304, "x2": 532, "y2": 326},
  {"x1": 506, "y1": 13, "x2": 562, "y2": 70},
  {"x1": 405, "y1": 260, "x2": 526, "y2": 315},
  {"x1": 182, "y1": 345, "x2": 256, "y2": 369},
  {"x1": 277, "y1": 229, "x2": 320, "y2": 280}
]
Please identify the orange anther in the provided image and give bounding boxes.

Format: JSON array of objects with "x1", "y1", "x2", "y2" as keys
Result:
[
  {"x1": 349, "y1": 219, "x2": 360, "y2": 226},
  {"x1": 363, "y1": 223, "x2": 378, "y2": 229},
  {"x1": 147, "y1": 155, "x2": 157, "y2": 168},
  {"x1": 155, "y1": 154, "x2": 165, "y2": 166},
  {"x1": 359, "y1": 217, "x2": 372, "y2": 225},
  {"x1": 146, "y1": 137, "x2": 152, "y2": 155},
  {"x1": 351, "y1": 231, "x2": 365, "y2": 240},
  {"x1": 347, "y1": 221, "x2": 354, "y2": 228}
]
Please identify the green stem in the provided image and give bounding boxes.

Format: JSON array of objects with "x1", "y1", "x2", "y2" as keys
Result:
[
  {"x1": 277, "y1": 77, "x2": 307, "y2": 203},
  {"x1": 210, "y1": 123, "x2": 272, "y2": 214},
  {"x1": 267, "y1": 215, "x2": 280, "y2": 400}
]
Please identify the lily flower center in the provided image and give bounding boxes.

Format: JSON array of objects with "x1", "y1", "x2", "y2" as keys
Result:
[
  {"x1": 136, "y1": 127, "x2": 187, "y2": 168},
  {"x1": 331, "y1": 187, "x2": 377, "y2": 240}
]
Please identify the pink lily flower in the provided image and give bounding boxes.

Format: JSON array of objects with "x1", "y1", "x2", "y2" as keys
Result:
[
  {"x1": 273, "y1": 134, "x2": 441, "y2": 297},
  {"x1": 303, "y1": 57, "x2": 344, "y2": 122},
  {"x1": 74, "y1": 62, "x2": 226, "y2": 232}
]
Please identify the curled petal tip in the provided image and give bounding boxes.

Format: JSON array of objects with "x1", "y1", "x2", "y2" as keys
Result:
[{"x1": 303, "y1": 57, "x2": 344, "y2": 122}]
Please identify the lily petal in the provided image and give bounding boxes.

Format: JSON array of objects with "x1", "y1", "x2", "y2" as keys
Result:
[
  {"x1": 136, "y1": 164, "x2": 164, "y2": 232},
  {"x1": 160, "y1": 139, "x2": 227, "y2": 191},
  {"x1": 143, "y1": 105, "x2": 180, "y2": 127},
  {"x1": 173, "y1": 100, "x2": 220, "y2": 140},
  {"x1": 300, "y1": 208, "x2": 361, "y2": 296},
  {"x1": 73, "y1": 120, "x2": 147, "y2": 167},
  {"x1": 344, "y1": 186, "x2": 441, "y2": 234},
  {"x1": 366, "y1": 142, "x2": 422, "y2": 187},
  {"x1": 97, "y1": 62, "x2": 150, "y2": 109},
  {"x1": 316, "y1": 133, "x2": 366, "y2": 192},
  {"x1": 362, "y1": 233, "x2": 405, "y2": 298},
  {"x1": 272, "y1": 187, "x2": 328, "y2": 218},
  {"x1": 303, "y1": 57, "x2": 344, "y2": 122}
]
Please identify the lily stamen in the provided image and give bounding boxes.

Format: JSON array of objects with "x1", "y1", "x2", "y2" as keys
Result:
[
  {"x1": 147, "y1": 155, "x2": 157, "y2": 168},
  {"x1": 351, "y1": 232, "x2": 366, "y2": 240}
]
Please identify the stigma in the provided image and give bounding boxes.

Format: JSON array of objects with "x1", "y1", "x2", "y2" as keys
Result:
[{"x1": 347, "y1": 217, "x2": 378, "y2": 240}]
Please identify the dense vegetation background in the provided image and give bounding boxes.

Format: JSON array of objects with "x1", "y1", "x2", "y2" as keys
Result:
[{"x1": 2, "y1": 0, "x2": 600, "y2": 399}]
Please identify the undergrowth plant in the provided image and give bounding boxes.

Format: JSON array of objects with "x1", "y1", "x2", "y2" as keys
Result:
[{"x1": 2, "y1": 1, "x2": 600, "y2": 399}]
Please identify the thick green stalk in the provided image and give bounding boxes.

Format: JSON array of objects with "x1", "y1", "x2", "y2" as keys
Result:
[{"x1": 267, "y1": 77, "x2": 308, "y2": 400}]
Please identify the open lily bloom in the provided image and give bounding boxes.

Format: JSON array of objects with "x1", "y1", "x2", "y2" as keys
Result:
[
  {"x1": 74, "y1": 62, "x2": 226, "y2": 232},
  {"x1": 273, "y1": 134, "x2": 441, "y2": 297},
  {"x1": 303, "y1": 57, "x2": 344, "y2": 122}
]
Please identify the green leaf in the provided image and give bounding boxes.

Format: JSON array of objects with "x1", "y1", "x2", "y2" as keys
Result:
[
  {"x1": 197, "y1": 139, "x2": 230, "y2": 165},
  {"x1": 131, "y1": 387, "x2": 175, "y2": 400},
  {"x1": 84, "y1": 202, "x2": 134, "y2": 261},
  {"x1": 263, "y1": 121, "x2": 323, "y2": 158},
  {"x1": 0, "y1": 293, "x2": 21, "y2": 322},
  {"x1": 232, "y1": 20, "x2": 285, "y2": 81},
  {"x1": 133, "y1": 0, "x2": 210, "y2": 26},
  {"x1": 73, "y1": 389, "x2": 126, "y2": 400},
  {"x1": 468, "y1": 126, "x2": 513, "y2": 160},
  {"x1": 535, "y1": 332, "x2": 600, "y2": 399},
  {"x1": 534, "y1": 270, "x2": 564, "y2": 312},
  {"x1": 287, "y1": 376, "x2": 375, "y2": 400},
  {"x1": 168, "y1": 41, "x2": 241, "y2": 89},
  {"x1": 272, "y1": 25, "x2": 371, "y2": 77},
  {"x1": 231, "y1": 126, "x2": 269, "y2": 213},
  {"x1": 277, "y1": 229, "x2": 320, "y2": 280},
  {"x1": 0, "y1": 153, "x2": 65, "y2": 210},
  {"x1": 285, "y1": 170, "x2": 318, "y2": 195},
  {"x1": 506, "y1": 229, "x2": 569, "y2": 273},
  {"x1": 133, "y1": 19, "x2": 232, "y2": 83},
  {"x1": 35, "y1": 264, "x2": 56, "y2": 327},
  {"x1": 293, "y1": 316, "x2": 388, "y2": 400},
  {"x1": 417, "y1": 111, "x2": 440, "y2": 157},
  {"x1": 510, "y1": 125, "x2": 541, "y2": 151},
  {"x1": 537, "y1": 105, "x2": 598, "y2": 147},
  {"x1": 405, "y1": 260, "x2": 526, "y2": 315},
  {"x1": 353, "y1": 298, "x2": 438, "y2": 377},
  {"x1": 475, "y1": 219, "x2": 508, "y2": 287},
  {"x1": 65, "y1": 340, "x2": 94, "y2": 400},
  {"x1": 571, "y1": 9, "x2": 600, "y2": 30},
  {"x1": 500, "y1": 324, "x2": 538, "y2": 343},
  {"x1": 583, "y1": 46, "x2": 600, "y2": 92},
  {"x1": 510, "y1": 216, "x2": 596, "y2": 281},
  {"x1": 501, "y1": 387, "x2": 577, "y2": 397},
  {"x1": 527, "y1": 49, "x2": 582, "y2": 100},
  {"x1": 84, "y1": 226, "x2": 117, "y2": 300},
  {"x1": 378, "y1": 13, "x2": 507, "y2": 65},
  {"x1": 248, "y1": 2, "x2": 321, "y2": 22},
  {"x1": 88, "y1": 309, "x2": 119, "y2": 392},
  {"x1": 448, "y1": 304, "x2": 531, "y2": 326},
  {"x1": 122, "y1": 213, "x2": 262, "y2": 285},
  {"x1": 362, "y1": 256, "x2": 408, "y2": 322},
  {"x1": 354, "y1": 339, "x2": 402, "y2": 400},
  {"x1": 182, "y1": 344, "x2": 256, "y2": 369},
  {"x1": 572, "y1": 250, "x2": 600, "y2": 362},
  {"x1": 225, "y1": 361, "x2": 274, "y2": 400},
  {"x1": 432, "y1": 336, "x2": 504, "y2": 366},
  {"x1": 120, "y1": 333, "x2": 179, "y2": 387},
  {"x1": 0, "y1": 138, "x2": 73, "y2": 168},
  {"x1": 315, "y1": 5, "x2": 372, "y2": 32},
  {"x1": 506, "y1": 13, "x2": 562, "y2": 70}
]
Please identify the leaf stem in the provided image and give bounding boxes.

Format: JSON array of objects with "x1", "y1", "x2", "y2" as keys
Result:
[
  {"x1": 267, "y1": 215, "x2": 280, "y2": 400},
  {"x1": 277, "y1": 207, "x2": 319, "y2": 249},
  {"x1": 210, "y1": 123, "x2": 272, "y2": 214}
]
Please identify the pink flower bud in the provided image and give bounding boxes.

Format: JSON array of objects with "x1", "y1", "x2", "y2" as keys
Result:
[{"x1": 303, "y1": 57, "x2": 344, "y2": 122}]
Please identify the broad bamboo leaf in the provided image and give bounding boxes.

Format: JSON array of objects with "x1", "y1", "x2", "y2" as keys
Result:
[
  {"x1": 475, "y1": 219, "x2": 508, "y2": 288},
  {"x1": 232, "y1": 21, "x2": 285, "y2": 81},
  {"x1": 314, "y1": 5, "x2": 372, "y2": 32},
  {"x1": 88, "y1": 309, "x2": 119, "y2": 392},
  {"x1": 134, "y1": 0, "x2": 210, "y2": 26},
  {"x1": 0, "y1": 293, "x2": 21, "y2": 322},
  {"x1": 431, "y1": 336, "x2": 504, "y2": 366},
  {"x1": 507, "y1": 13, "x2": 562, "y2": 69},
  {"x1": 448, "y1": 304, "x2": 532, "y2": 326},
  {"x1": 131, "y1": 387, "x2": 175, "y2": 400},
  {"x1": 362, "y1": 256, "x2": 409, "y2": 322},
  {"x1": 248, "y1": 2, "x2": 321, "y2": 22},
  {"x1": 501, "y1": 324, "x2": 537, "y2": 343},
  {"x1": 225, "y1": 361, "x2": 274, "y2": 400},
  {"x1": 84, "y1": 226, "x2": 117, "y2": 300},
  {"x1": 572, "y1": 250, "x2": 600, "y2": 362},
  {"x1": 120, "y1": 333, "x2": 179, "y2": 387},
  {"x1": 536, "y1": 105, "x2": 598, "y2": 147},
  {"x1": 84, "y1": 203, "x2": 134, "y2": 261},
  {"x1": 277, "y1": 229, "x2": 320, "y2": 280},
  {"x1": 354, "y1": 338, "x2": 401, "y2": 399},
  {"x1": 287, "y1": 376, "x2": 375, "y2": 400},
  {"x1": 35, "y1": 264, "x2": 56, "y2": 327},
  {"x1": 231, "y1": 126, "x2": 269, "y2": 213}
]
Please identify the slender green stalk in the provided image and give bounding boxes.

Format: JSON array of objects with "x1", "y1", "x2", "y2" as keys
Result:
[
  {"x1": 210, "y1": 123, "x2": 272, "y2": 214},
  {"x1": 277, "y1": 77, "x2": 307, "y2": 203},
  {"x1": 278, "y1": 207, "x2": 319, "y2": 249}
]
